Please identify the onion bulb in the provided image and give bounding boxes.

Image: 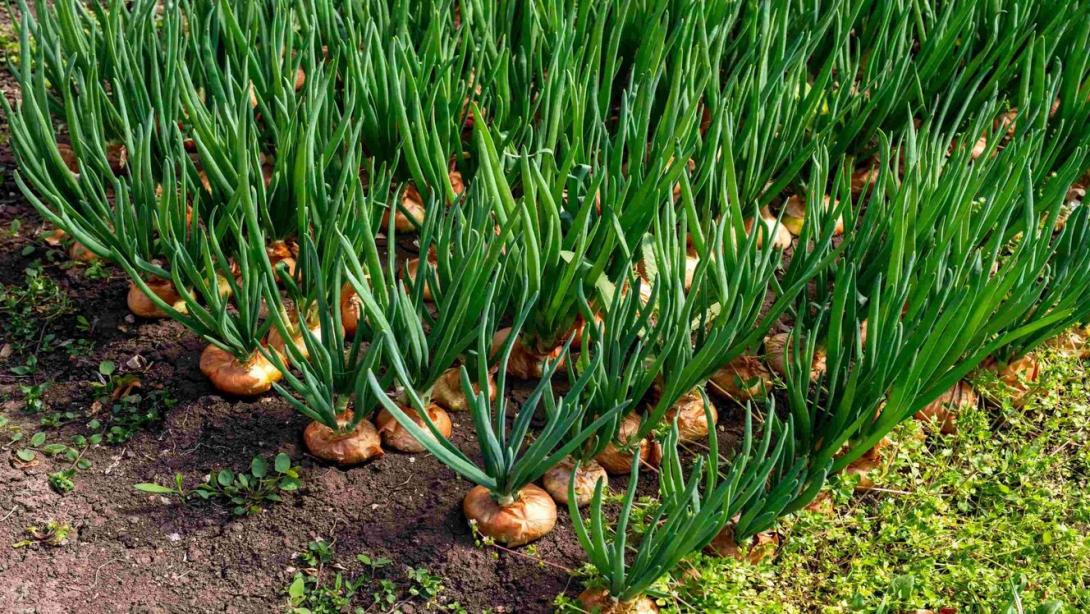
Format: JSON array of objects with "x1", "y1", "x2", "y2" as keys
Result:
[
  {"x1": 914, "y1": 381, "x2": 977, "y2": 434},
  {"x1": 706, "y1": 525, "x2": 782, "y2": 564},
  {"x1": 68, "y1": 241, "x2": 97, "y2": 263},
  {"x1": 127, "y1": 278, "x2": 188, "y2": 319},
  {"x1": 577, "y1": 588, "x2": 659, "y2": 614},
  {"x1": 664, "y1": 389, "x2": 717, "y2": 442},
  {"x1": 763, "y1": 332, "x2": 826, "y2": 381},
  {"x1": 491, "y1": 327, "x2": 565, "y2": 380},
  {"x1": 1046, "y1": 328, "x2": 1090, "y2": 360},
  {"x1": 463, "y1": 484, "x2": 556, "y2": 546},
  {"x1": 198, "y1": 344, "x2": 282, "y2": 396},
  {"x1": 708, "y1": 355, "x2": 772, "y2": 401},
  {"x1": 430, "y1": 366, "x2": 495, "y2": 412},
  {"x1": 340, "y1": 283, "x2": 363, "y2": 336},
  {"x1": 266, "y1": 320, "x2": 321, "y2": 361},
  {"x1": 744, "y1": 209, "x2": 792, "y2": 250},
  {"x1": 403, "y1": 258, "x2": 435, "y2": 301},
  {"x1": 595, "y1": 412, "x2": 662, "y2": 475},
  {"x1": 303, "y1": 412, "x2": 383, "y2": 465},
  {"x1": 266, "y1": 240, "x2": 297, "y2": 279},
  {"x1": 983, "y1": 354, "x2": 1040, "y2": 403},
  {"x1": 780, "y1": 194, "x2": 844, "y2": 236},
  {"x1": 542, "y1": 457, "x2": 607, "y2": 507},
  {"x1": 375, "y1": 403, "x2": 453, "y2": 453}
]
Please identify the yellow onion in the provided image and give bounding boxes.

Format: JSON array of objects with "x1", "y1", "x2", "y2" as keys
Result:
[
  {"x1": 266, "y1": 321, "x2": 321, "y2": 361},
  {"x1": 462, "y1": 484, "x2": 556, "y2": 546},
  {"x1": 780, "y1": 194, "x2": 845, "y2": 236},
  {"x1": 267, "y1": 240, "x2": 298, "y2": 279},
  {"x1": 762, "y1": 332, "x2": 826, "y2": 381},
  {"x1": 303, "y1": 412, "x2": 383, "y2": 465},
  {"x1": 198, "y1": 344, "x2": 282, "y2": 397},
  {"x1": 577, "y1": 588, "x2": 659, "y2": 614},
  {"x1": 743, "y1": 210, "x2": 792, "y2": 250},
  {"x1": 914, "y1": 381, "x2": 977, "y2": 435},
  {"x1": 595, "y1": 412, "x2": 662, "y2": 475},
  {"x1": 430, "y1": 366, "x2": 495, "y2": 412},
  {"x1": 1046, "y1": 328, "x2": 1090, "y2": 360},
  {"x1": 382, "y1": 184, "x2": 426, "y2": 231},
  {"x1": 708, "y1": 355, "x2": 772, "y2": 401},
  {"x1": 340, "y1": 284, "x2": 361, "y2": 336},
  {"x1": 68, "y1": 241, "x2": 98, "y2": 263},
  {"x1": 127, "y1": 278, "x2": 188, "y2": 319},
  {"x1": 664, "y1": 389, "x2": 718, "y2": 442},
  {"x1": 375, "y1": 403, "x2": 453, "y2": 453},
  {"x1": 541, "y1": 457, "x2": 607, "y2": 507},
  {"x1": 403, "y1": 258, "x2": 435, "y2": 301},
  {"x1": 706, "y1": 524, "x2": 782, "y2": 564},
  {"x1": 490, "y1": 327, "x2": 565, "y2": 380},
  {"x1": 983, "y1": 354, "x2": 1040, "y2": 404}
]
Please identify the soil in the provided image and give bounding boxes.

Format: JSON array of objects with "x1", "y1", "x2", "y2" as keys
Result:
[{"x1": 0, "y1": 27, "x2": 751, "y2": 614}]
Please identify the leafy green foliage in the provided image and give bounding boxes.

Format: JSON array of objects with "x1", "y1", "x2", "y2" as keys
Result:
[{"x1": 134, "y1": 453, "x2": 301, "y2": 516}]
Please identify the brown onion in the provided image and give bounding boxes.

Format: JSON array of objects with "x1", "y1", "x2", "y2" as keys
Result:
[
  {"x1": 68, "y1": 241, "x2": 97, "y2": 263},
  {"x1": 382, "y1": 184, "x2": 426, "y2": 232},
  {"x1": 706, "y1": 525, "x2": 782, "y2": 564},
  {"x1": 127, "y1": 278, "x2": 187, "y2": 319},
  {"x1": 763, "y1": 332, "x2": 826, "y2": 381},
  {"x1": 595, "y1": 413, "x2": 662, "y2": 475},
  {"x1": 577, "y1": 588, "x2": 659, "y2": 614},
  {"x1": 664, "y1": 389, "x2": 717, "y2": 442},
  {"x1": 983, "y1": 354, "x2": 1040, "y2": 404},
  {"x1": 780, "y1": 194, "x2": 845, "y2": 237},
  {"x1": 198, "y1": 344, "x2": 282, "y2": 396},
  {"x1": 708, "y1": 355, "x2": 772, "y2": 401},
  {"x1": 340, "y1": 283, "x2": 363, "y2": 336},
  {"x1": 1047, "y1": 328, "x2": 1090, "y2": 360},
  {"x1": 403, "y1": 258, "x2": 434, "y2": 301},
  {"x1": 490, "y1": 328, "x2": 564, "y2": 380},
  {"x1": 914, "y1": 381, "x2": 977, "y2": 434},
  {"x1": 744, "y1": 211, "x2": 792, "y2": 250},
  {"x1": 375, "y1": 403, "x2": 453, "y2": 453},
  {"x1": 267, "y1": 240, "x2": 297, "y2": 279},
  {"x1": 541, "y1": 457, "x2": 607, "y2": 507},
  {"x1": 303, "y1": 412, "x2": 383, "y2": 465},
  {"x1": 463, "y1": 484, "x2": 556, "y2": 546},
  {"x1": 430, "y1": 366, "x2": 495, "y2": 412}
]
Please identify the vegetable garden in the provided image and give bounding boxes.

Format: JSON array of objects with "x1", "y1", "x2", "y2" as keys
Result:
[{"x1": 1, "y1": 0, "x2": 1089, "y2": 611}]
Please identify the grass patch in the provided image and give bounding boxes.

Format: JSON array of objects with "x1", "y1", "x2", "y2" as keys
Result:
[{"x1": 668, "y1": 349, "x2": 1089, "y2": 612}]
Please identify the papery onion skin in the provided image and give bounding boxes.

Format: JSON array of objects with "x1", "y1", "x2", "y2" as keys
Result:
[
  {"x1": 491, "y1": 328, "x2": 565, "y2": 380},
  {"x1": 708, "y1": 355, "x2": 772, "y2": 401},
  {"x1": 68, "y1": 241, "x2": 98, "y2": 263},
  {"x1": 375, "y1": 404, "x2": 453, "y2": 453},
  {"x1": 430, "y1": 367, "x2": 495, "y2": 412},
  {"x1": 577, "y1": 588, "x2": 659, "y2": 614},
  {"x1": 595, "y1": 413, "x2": 662, "y2": 475},
  {"x1": 664, "y1": 390, "x2": 718, "y2": 442},
  {"x1": 542, "y1": 457, "x2": 607, "y2": 507},
  {"x1": 198, "y1": 344, "x2": 282, "y2": 397},
  {"x1": 303, "y1": 412, "x2": 384, "y2": 465},
  {"x1": 744, "y1": 214, "x2": 793, "y2": 250},
  {"x1": 706, "y1": 525, "x2": 782, "y2": 564},
  {"x1": 915, "y1": 381, "x2": 977, "y2": 434},
  {"x1": 463, "y1": 484, "x2": 556, "y2": 546},
  {"x1": 127, "y1": 279, "x2": 186, "y2": 319}
]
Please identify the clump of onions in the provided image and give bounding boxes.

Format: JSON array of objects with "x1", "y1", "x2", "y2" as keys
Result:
[
  {"x1": 595, "y1": 412, "x2": 662, "y2": 475},
  {"x1": 375, "y1": 403, "x2": 453, "y2": 453},
  {"x1": 577, "y1": 588, "x2": 659, "y2": 614},
  {"x1": 127, "y1": 278, "x2": 188, "y2": 318},
  {"x1": 663, "y1": 389, "x2": 717, "y2": 442},
  {"x1": 542, "y1": 456, "x2": 608, "y2": 507},
  {"x1": 430, "y1": 366, "x2": 495, "y2": 412},
  {"x1": 463, "y1": 484, "x2": 556, "y2": 546},
  {"x1": 914, "y1": 381, "x2": 977, "y2": 435},
  {"x1": 198, "y1": 344, "x2": 283, "y2": 396},
  {"x1": 706, "y1": 524, "x2": 782, "y2": 564},
  {"x1": 707, "y1": 355, "x2": 772, "y2": 401},
  {"x1": 303, "y1": 412, "x2": 384, "y2": 465},
  {"x1": 744, "y1": 208, "x2": 792, "y2": 250},
  {"x1": 491, "y1": 327, "x2": 565, "y2": 380},
  {"x1": 763, "y1": 332, "x2": 826, "y2": 381},
  {"x1": 780, "y1": 194, "x2": 845, "y2": 236}
]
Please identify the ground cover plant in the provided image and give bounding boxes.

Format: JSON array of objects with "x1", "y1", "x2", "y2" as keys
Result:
[{"x1": 1, "y1": 0, "x2": 1089, "y2": 611}]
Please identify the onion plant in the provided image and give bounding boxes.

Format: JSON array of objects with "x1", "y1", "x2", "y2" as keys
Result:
[
  {"x1": 370, "y1": 295, "x2": 621, "y2": 546},
  {"x1": 570, "y1": 411, "x2": 787, "y2": 613}
]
